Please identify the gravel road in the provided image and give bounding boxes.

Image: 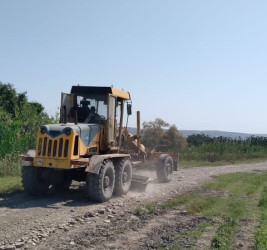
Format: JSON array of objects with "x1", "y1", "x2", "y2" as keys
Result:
[{"x1": 1, "y1": 161, "x2": 267, "y2": 250}]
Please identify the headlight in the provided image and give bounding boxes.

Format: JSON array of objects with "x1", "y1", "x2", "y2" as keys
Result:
[
  {"x1": 40, "y1": 127, "x2": 47, "y2": 134},
  {"x1": 65, "y1": 129, "x2": 72, "y2": 136}
]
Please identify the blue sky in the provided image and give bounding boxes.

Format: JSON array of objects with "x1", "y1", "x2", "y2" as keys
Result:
[{"x1": 0, "y1": 1, "x2": 267, "y2": 133}]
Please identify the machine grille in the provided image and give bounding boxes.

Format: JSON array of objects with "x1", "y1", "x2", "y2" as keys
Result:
[{"x1": 37, "y1": 137, "x2": 70, "y2": 158}]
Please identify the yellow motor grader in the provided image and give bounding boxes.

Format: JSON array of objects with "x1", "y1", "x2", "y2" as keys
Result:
[{"x1": 21, "y1": 86, "x2": 178, "y2": 202}]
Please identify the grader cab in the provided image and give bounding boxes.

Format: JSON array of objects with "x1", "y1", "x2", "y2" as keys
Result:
[{"x1": 21, "y1": 86, "x2": 178, "y2": 202}]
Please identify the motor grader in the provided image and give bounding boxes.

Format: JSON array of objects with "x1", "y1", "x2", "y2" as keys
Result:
[{"x1": 21, "y1": 86, "x2": 178, "y2": 202}]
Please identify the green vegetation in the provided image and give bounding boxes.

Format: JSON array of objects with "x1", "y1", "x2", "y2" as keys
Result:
[
  {"x1": 0, "y1": 82, "x2": 55, "y2": 193},
  {"x1": 141, "y1": 120, "x2": 267, "y2": 167},
  {"x1": 0, "y1": 83, "x2": 54, "y2": 158},
  {"x1": 134, "y1": 172, "x2": 267, "y2": 249},
  {"x1": 0, "y1": 176, "x2": 23, "y2": 194},
  {"x1": 180, "y1": 134, "x2": 267, "y2": 165},
  {"x1": 134, "y1": 202, "x2": 157, "y2": 216},
  {"x1": 256, "y1": 186, "x2": 267, "y2": 249},
  {"x1": 141, "y1": 118, "x2": 187, "y2": 151},
  {"x1": 0, "y1": 154, "x2": 21, "y2": 177},
  {"x1": 180, "y1": 221, "x2": 212, "y2": 241}
]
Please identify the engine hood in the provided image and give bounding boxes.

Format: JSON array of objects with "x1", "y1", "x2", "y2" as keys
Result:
[{"x1": 40, "y1": 123, "x2": 100, "y2": 146}]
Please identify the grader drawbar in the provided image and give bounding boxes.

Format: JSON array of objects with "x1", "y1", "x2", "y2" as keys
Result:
[{"x1": 21, "y1": 86, "x2": 178, "y2": 202}]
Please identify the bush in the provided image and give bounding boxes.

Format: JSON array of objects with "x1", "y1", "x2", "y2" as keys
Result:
[
  {"x1": 0, "y1": 82, "x2": 55, "y2": 177},
  {"x1": 0, "y1": 154, "x2": 20, "y2": 177},
  {"x1": 180, "y1": 134, "x2": 267, "y2": 163},
  {"x1": 0, "y1": 82, "x2": 54, "y2": 158}
]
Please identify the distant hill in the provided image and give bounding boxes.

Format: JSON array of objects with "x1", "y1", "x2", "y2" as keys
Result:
[
  {"x1": 126, "y1": 127, "x2": 267, "y2": 140},
  {"x1": 179, "y1": 130, "x2": 267, "y2": 139}
]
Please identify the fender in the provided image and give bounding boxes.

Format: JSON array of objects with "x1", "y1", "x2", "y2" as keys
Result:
[
  {"x1": 85, "y1": 154, "x2": 130, "y2": 174},
  {"x1": 158, "y1": 154, "x2": 169, "y2": 161}
]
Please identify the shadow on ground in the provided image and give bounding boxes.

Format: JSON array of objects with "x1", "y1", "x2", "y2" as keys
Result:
[{"x1": 0, "y1": 183, "x2": 98, "y2": 209}]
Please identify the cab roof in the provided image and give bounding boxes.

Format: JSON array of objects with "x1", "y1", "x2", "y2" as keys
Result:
[{"x1": 71, "y1": 86, "x2": 131, "y2": 100}]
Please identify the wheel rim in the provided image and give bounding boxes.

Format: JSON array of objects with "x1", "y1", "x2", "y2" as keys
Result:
[
  {"x1": 123, "y1": 171, "x2": 128, "y2": 184},
  {"x1": 103, "y1": 167, "x2": 114, "y2": 195},
  {"x1": 122, "y1": 164, "x2": 131, "y2": 187},
  {"x1": 104, "y1": 176, "x2": 110, "y2": 189},
  {"x1": 166, "y1": 161, "x2": 173, "y2": 177}
]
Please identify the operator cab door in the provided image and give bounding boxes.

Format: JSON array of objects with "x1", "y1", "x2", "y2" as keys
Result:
[
  {"x1": 60, "y1": 93, "x2": 75, "y2": 123},
  {"x1": 107, "y1": 94, "x2": 117, "y2": 148}
]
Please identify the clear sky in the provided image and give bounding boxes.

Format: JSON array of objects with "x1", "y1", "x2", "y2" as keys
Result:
[{"x1": 0, "y1": 1, "x2": 266, "y2": 134}]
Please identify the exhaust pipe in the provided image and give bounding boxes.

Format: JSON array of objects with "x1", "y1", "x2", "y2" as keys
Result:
[
  {"x1": 63, "y1": 105, "x2": 67, "y2": 124},
  {"x1": 137, "y1": 111, "x2": 141, "y2": 149},
  {"x1": 74, "y1": 107, "x2": 78, "y2": 125}
]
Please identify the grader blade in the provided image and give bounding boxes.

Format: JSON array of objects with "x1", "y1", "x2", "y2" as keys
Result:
[{"x1": 131, "y1": 175, "x2": 150, "y2": 192}]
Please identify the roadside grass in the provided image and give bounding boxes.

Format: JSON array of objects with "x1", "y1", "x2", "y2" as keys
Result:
[
  {"x1": 134, "y1": 172, "x2": 267, "y2": 249},
  {"x1": 178, "y1": 221, "x2": 213, "y2": 242},
  {"x1": 255, "y1": 186, "x2": 267, "y2": 249},
  {"x1": 180, "y1": 221, "x2": 211, "y2": 238},
  {"x1": 134, "y1": 202, "x2": 157, "y2": 216},
  {"x1": 0, "y1": 154, "x2": 22, "y2": 194},
  {"x1": 0, "y1": 176, "x2": 23, "y2": 194},
  {"x1": 0, "y1": 154, "x2": 21, "y2": 177}
]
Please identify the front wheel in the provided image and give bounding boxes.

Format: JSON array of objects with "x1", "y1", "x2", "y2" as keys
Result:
[
  {"x1": 22, "y1": 166, "x2": 50, "y2": 195},
  {"x1": 113, "y1": 158, "x2": 132, "y2": 196},
  {"x1": 156, "y1": 155, "x2": 173, "y2": 183},
  {"x1": 86, "y1": 160, "x2": 115, "y2": 202}
]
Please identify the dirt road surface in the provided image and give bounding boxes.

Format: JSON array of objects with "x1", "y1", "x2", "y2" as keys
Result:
[{"x1": 1, "y1": 162, "x2": 267, "y2": 250}]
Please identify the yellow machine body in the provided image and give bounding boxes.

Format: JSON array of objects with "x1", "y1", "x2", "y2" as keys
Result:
[{"x1": 24, "y1": 86, "x2": 132, "y2": 173}]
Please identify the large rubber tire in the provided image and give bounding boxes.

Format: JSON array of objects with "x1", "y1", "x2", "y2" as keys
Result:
[
  {"x1": 86, "y1": 160, "x2": 115, "y2": 202},
  {"x1": 156, "y1": 155, "x2": 174, "y2": 183},
  {"x1": 113, "y1": 158, "x2": 132, "y2": 196},
  {"x1": 22, "y1": 166, "x2": 50, "y2": 195}
]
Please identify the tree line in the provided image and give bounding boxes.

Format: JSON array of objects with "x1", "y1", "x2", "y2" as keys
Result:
[
  {"x1": 187, "y1": 133, "x2": 267, "y2": 148},
  {"x1": 140, "y1": 119, "x2": 267, "y2": 163}
]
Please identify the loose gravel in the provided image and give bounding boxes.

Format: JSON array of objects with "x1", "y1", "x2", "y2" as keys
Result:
[{"x1": 0, "y1": 161, "x2": 266, "y2": 249}]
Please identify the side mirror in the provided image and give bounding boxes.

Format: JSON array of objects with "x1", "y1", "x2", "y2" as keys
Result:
[{"x1": 127, "y1": 103, "x2": 132, "y2": 116}]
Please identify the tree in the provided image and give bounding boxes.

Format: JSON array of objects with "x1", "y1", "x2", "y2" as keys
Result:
[
  {"x1": 141, "y1": 118, "x2": 170, "y2": 149},
  {"x1": 0, "y1": 82, "x2": 53, "y2": 156},
  {"x1": 162, "y1": 125, "x2": 187, "y2": 150},
  {"x1": 0, "y1": 83, "x2": 27, "y2": 118},
  {"x1": 141, "y1": 118, "x2": 186, "y2": 151}
]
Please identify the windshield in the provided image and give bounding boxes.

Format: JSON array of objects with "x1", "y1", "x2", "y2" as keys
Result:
[{"x1": 75, "y1": 94, "x2": 107, "y2": 123}]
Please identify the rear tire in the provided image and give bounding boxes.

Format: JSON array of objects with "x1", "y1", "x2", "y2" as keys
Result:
[
  {"x1": 114, "y1": 158, "x2": 132, "y2": 196},
  {"x1": 22, "y1": 166, "x2": 50, "y2": 195},
  {"x1": 86, "y1": 160, "x2": 115, "y2": 202},
  {"x1": 156, "y1": 155, "x2": 173, "y2": 183}
]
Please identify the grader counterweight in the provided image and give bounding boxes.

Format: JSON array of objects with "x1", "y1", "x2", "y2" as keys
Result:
[{"x1": 21, "y1": 86, "x2": 178, "y2": 202}]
